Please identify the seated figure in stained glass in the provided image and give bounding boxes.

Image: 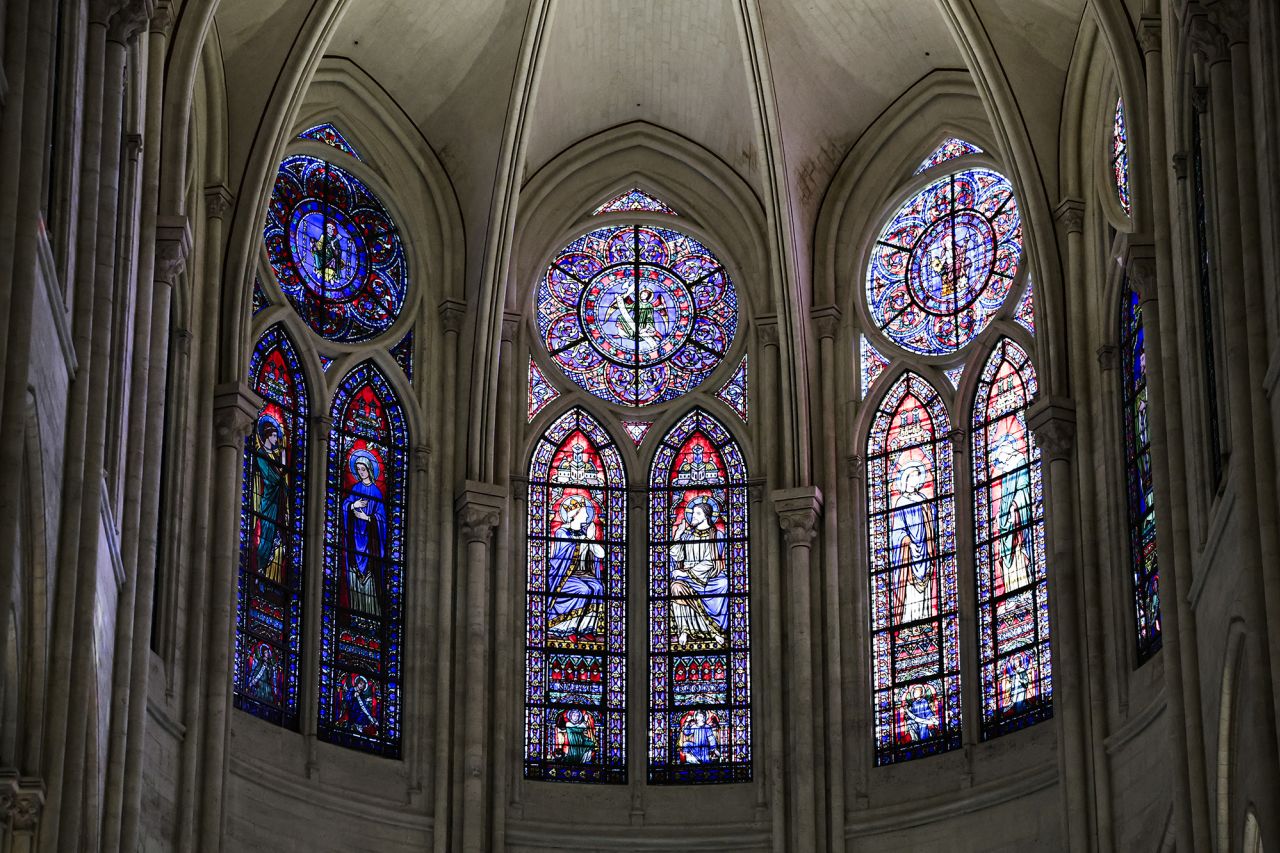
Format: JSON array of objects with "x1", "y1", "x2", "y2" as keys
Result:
[
  {"x1": 669, "y1": 496, "x2": 729, "y2": 650},
  {"x1": 547, "y1": 494, "x2": 606, "y2": 643},
  {"x1": 899, "y1": 684, "x2": 941, "y2": 744},
  {"x1": 554, "y1": 708, "x2": 598, "y2": 765}
]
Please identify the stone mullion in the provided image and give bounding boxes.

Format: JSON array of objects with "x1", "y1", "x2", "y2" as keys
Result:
[
  {"x1": 407, "y1": 442, "x2": 434, "y2": 804},
  {"x1": 506, "y1": 477, "x2": 530, "y2": 819},
  {"x1": 950, "y1": 426, "x2": 979, "y2": 756},
  {"x1": 301, "y1": 413, "x2": 332, "y2": 773}
]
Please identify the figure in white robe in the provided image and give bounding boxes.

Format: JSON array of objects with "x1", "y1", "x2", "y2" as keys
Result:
[
  {"x1": 889, "y1": 455, "x2": 937, "y2": 623},
  {"x1": 668, "y1": 497, "x2": 729, "y2": 648}
]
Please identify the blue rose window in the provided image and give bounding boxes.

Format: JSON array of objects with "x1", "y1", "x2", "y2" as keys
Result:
[
  {"x1": 264, "y1": 155, "x2": 408, "y2": 343},
  {"x1": 537, "y1": 225, "x2": 738, "y2": 407},
  {"x1": 867, "y1": 168, "x2": 1022, "y2": 356}
]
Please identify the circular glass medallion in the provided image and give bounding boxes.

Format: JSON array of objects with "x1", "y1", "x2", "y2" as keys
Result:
[
  {"x1": 538, "y1": 225, "x2": 737, "y2": 407},
  {"x1": 867, "y1": 168, "x2": 1022, "y2": 356}
]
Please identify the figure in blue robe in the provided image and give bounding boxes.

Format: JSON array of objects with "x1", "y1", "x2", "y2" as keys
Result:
[
  {"x1": 339, "y1": 674, "x2": 377, "y2": 733},
  {"x1": 343, "y1": 449, "x2": 388, "y2": 616},
  {"x1": 546, "y1": 495, "x2": 605, "y2": 641},
  {"x1": 901, "y1": 685, "x2": 939, "y2": 743},
  {"x1": 246, "y1": 644, "x2": 281, "y2": 705},
  {"x1": 679, "y1": 710, "x2": 720, "y2": 763}
]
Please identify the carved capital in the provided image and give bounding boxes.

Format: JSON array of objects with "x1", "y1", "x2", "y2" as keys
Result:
[
  {"x1": 810, "y1": 305, "x2": 842, "y2": 342},
  {"x1": 439, "y1": 299, "x2": 467, "y2": 335},
  {"x1": 1207, "y1": 0, "x2": 1249, "y2": 46},
  {"x1": 204, "y1": 184, "x2": 234, "y2": 220},
  {"x1": 1138, "y1": 15, "x2": 1163, "y2": 53},
  {"x1": 155, "y1": 215, "x2": 192, "y2": 285},
  {"x1": 1172, "y1": 152, "x2": 1190, "y2": 180},
  {"x1": 212, "y1": 382, "x2": 262, "y2": 449},
  {"x1": 1125, "y1": 243, "x2": 1159, "y2": 300},
  {"x1": 1054, "y1": 198, "x2": 1086, "y2": 234},
  {"x1": 949, "y1": 428, "x2": 966, "y2": 455},
  {"x1": 1190, "y1": 85, "x2": 1210, "y2": 114},
  {"x1": 455, "y1": 482, "x2": 505, "y2": 544},
  {"x1": 173, "y1": 327, "x2": 193, "y2": 356},
  {"x1": 1028, "y1": 397, "x2": 1077, "y2": 461},
  {"x1": 413, "y1": 444, "x2": 431, "y2": 473},
  {"x1": 773, "y1": 486, "x2": 823, "y2": 547},
  {"x1": 502, "y1": 311, "x2": 521, "y2": 344},
  {"x1": 0, "y1": 773, "x2": 44, "y2": 833},
  {"x1": 89, "y1": 0, "x2": 126, "y2": 28},
  {"x1": 1187, "y1": 8, "x2": 1228, "y2": 63},
  {"x1": 108, "y1": 0, "x2": 152, "y2": 43},
  {"x1": 757, "y1": 316, "x2": 780, "y2": 347},
  {"x1": 125, "y1": 133, "x2": 144, "y2": 163},
  {"x1": 1096, "y1": 345, "x2": 1119, "y2": 371},
  {"x1": 747, "y1": 478, "x2": 766, "y2": 504},
  {"x1": 509, "y1": 476, "x2": 530, "y2": 503},
  {"x1": 150, "y1": 0, "x2": 175, "y2": 35},
  {"x1": 846, "y1": 455, "x2": 864, "y2": 482}
]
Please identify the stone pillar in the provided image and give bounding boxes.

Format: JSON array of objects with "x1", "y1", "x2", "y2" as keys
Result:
[
  {"x1": 1026, "y1": 398, "x2": 1090, "y2": 853},
  {"x1": 456, "y1": 483, "x2": 503, "y2": 853},
  {"x1": 774, "y1": 486, "x2": 821, "y2": 853},
  {"x1": 0, "y1": 773, "x2": 44, "y2": 853},
  {"x1": 409, "y1": 442, "x2": 434, "y2": 801}
]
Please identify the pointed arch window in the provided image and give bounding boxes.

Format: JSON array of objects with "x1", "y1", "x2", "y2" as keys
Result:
[
  {"x1": 235, "y1": 326, "x2": 309, "y2": 728},
  {"x1": 648, "y1": 409, "x2": 751, "y2": 783},
  {"x1": 972, "y1": 338, "x2": 1050, "y2": 738},
  {"x1": 318, "y1": 362, "x2": 409, "y2": 756},
  {"x1": 1112, "y1": 99, "x2": 1132, "y2": 216},
  {"x1": 525, "y1": 408, "x2": 628, "y2": 783},
  {"x1": 867, "y1": 373, "x2": 960, "y2": 764},
  {"x1": 1121, "y1": 282, "x2": 1161, "y2": 661}
]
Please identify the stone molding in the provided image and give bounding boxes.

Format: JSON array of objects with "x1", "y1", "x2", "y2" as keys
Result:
[
  {"x1": 1028, "y1": 397, "x2": 1077, "y2": 461},
  {"x1": 439, "y1": 299, "x2": 467, "y2": 334},
  {"x1": 773, "y1": 486, "x2": 823, "y2": 546},
  {"x1": 1138, "y1": 15, "x2": 1162, "y2": 53},
  {"x1": 212, "y1": 382, "x2": 263, "y2": 450},
  {"x1": 757, "y1": 316, "x2": 780, "y2": 347},
  {"x1": 150, "y1": 0, "x2": 175, "y2": 35},
  {"x1": 108, "y1": 0, "x2": 154, "y2": 43},
  {"x1": 204, "y1": 184, "x2": 234, "y2": 221},
  {"x1": 502, "y1": 311, "x2": 521, "y2": 343},
  {"x1": 1186, "y1": 7, "x2": 1228, "y2": 63},
  {"x1": 1125, "y1": 242, "x2": 1159, "y2": 300},
  {"x1": 0, "y1": 772, "x2": 45, "y2": 833},
  {"x1": 1206, "y1": 0, "x2": 1249, "y2": 46},
  {"x1": 155, "y1": 215, "x2": 192, "y2": 285},
  {"x1": 455, "y1": 481, "x2": 506, "y2": 544},
  {"x1": 1054, "y1": 197, "x2": 1085, "y2": 234},
  {"x1": 810, "y1": 305, "x2": 841, "y2": 341}
]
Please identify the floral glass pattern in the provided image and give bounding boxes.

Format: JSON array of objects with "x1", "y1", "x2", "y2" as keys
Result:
[
  {"x1": 264, "y1": 155, "x2": 408, "y2": 343},
  {"x1": 1121, "y1": 283, "x2": 1161, "y2": 662},
  {"x1": 298, "y1": 122, "x2": 362, "y2": 159},
  {"x1": 648, "y1": 410, "x2": 751, "y2": 783},
  {"x1": 593, "y1": 188, "x2": 677, "y2": 216},
  {"x1": 621, "y1": 420, "x2": 653, "y2": 447},
  {"x1": 1112, "y1": 99, "x2": 1132, "y2": 216},
  {"x1": 1014, "y1": 278, "x2": 1036, "y2": 336},
  {"x1": 528, "y1": 358, "x2": 561, "y2": 423},
  {"x1": 537, "y1": 225, "x2": 738, "y2": 407},
  {"x1": 867, "y1": 168, "x2": 1023, "y2": 356},
  {"x1": 972, "y1": 338, "x2": 1051, "y2": 739},
  {"x1": 860, "y1": 336, "x2": 892, "y2": 400},
  {"x1": 715, "y1": 356, "x2": 748, "y2": 423},
  {"x1": 235, "y1": 326, "x2": 309, "y2": 729},
  {"x1": 390, "y1": 329, "x2": 414, "y2": 383},
  {"x1": 319, "y1": 362, "x2": 409, "y2": 756},
  {"x1": 525, "y1": 408, "x2": 628, "y2": 783},
  {"x1": 867, "y1": 373, "x2": 960, "y2": 765},
  {"x1": 916, "y1": 137, "x2": 983, "y2": 174}
]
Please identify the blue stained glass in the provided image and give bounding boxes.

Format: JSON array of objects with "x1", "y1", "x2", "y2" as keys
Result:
[
  {"x1": 525, "y1": 408, "x2": 628, "y2": 783},
  {"x1": 866, "y1": 373, "x2": 961, "y2": 765},
  {"x1": 537, "y1": 224, "x2": 739, "y2": 407},
  {"x1": 1014, "y1": 278, "x2": 1036, "y2": 336},
  {"x1": 264, "y1": 155, "x2": 408, "y2": 343},
  {"x1": 648, "y1": 409, "x2": 751, "y2": 784},
  {"x1": 715, "y1": 356, "x2": 748, "y2": 423},
  {"x1": 944, "y1": 364, "x2": 965, "y2": 389},
  {"x1": 390, "y1": 329, "x2": 414, "y2": 383},
  {"x1": 319, "y1": 355, "x2": 334, "y2": 373},
  {"x1": 916, "y1": 137, "x2": 983, "y2": 174},
  {"x1": 252, "y1": 277, "x2": 270, "y2": 316},
  {"x1": 867, "y1": 168, "x2": 1023, "y2": 356},
  {"x1": 593, "y1": 188, "x2": 677, "y2": 216},
  {"x1": 318, "y1": 362, "x2": 409, "y2": 757},
  {"x1": 298, "y1": 122, "x2": 362, "y2": 159},
  {"x1": 860, "y1": 336, "x2": 892, "y2": 400},
  {"x1": 1121, "y1": 282, "x2": 1161, "y2": 662},
  {"x1": 528, "y1": 358, "x2": 560, "y2": 422},
  {"x1": 621, "y1": 420, "x2": 653, "y2": 447},
  {"x1": 972, "y1": 338, "x2": 1051, "y2": 738},
  {"x1": 235, "y1": 325, "x2": 309, "y2": 729},
  {"x1": 1112, "y1": 100, "x2": 1132, "y2": 216}
]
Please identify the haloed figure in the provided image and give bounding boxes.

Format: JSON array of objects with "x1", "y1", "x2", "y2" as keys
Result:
[
  {"x1": 547, "y1": 495, "x2": 606, "y2": 643},
  {"x1": 554, "y1": 708, "x2": 597, "y2": 764},
  {"x1": 679, "y1": 710, "x2": 721, "y2": 764},
  {"x1": 252, "y1": 415, "x2": 288, "y2": 583},
  {"x1": 991, "y1": 427, "x2": 1032, "y2": 595},
  {"x1": 311, "y1": 219, "x2": 346, "y2": 284},
  {"x1": 889, "y1": 454, "x2": 937, "y2": 623},
  {"x1": 669, "y1": 496, "x2": 729, "y2": 649},
  {"x1": 343, "y1": 449, "x2": 387, "y2": 616}
]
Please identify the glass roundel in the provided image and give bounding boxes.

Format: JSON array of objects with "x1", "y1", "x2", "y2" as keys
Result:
[
  {"x1": 867, "y1": 168, "x2": 1022, "y2": 356},
  {"x1": 264, "y1": 155, "x2": 409, "y2": 344},
  {"x1": 537, "y1": 225, "x2": 739, "y2": 407}
]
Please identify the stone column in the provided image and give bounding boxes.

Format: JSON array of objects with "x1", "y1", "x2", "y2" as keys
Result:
[
  {"x1": 951, "y1": 426, "x2": 979, "y2": 755},
  {"x1": 409, "y1": 442, "x2": 434, "y2": 802},
  {"x1": 1026, "y1": 398, "x2": 1090, "y2": 853},
  {"x1": 456, "y1": 483, "x2": 503, "y2": 853},
  {"x1": 196, "y1": 384, "x2": 262, "y2": 852},
  {"x1": 302, "y1": 412, "x2": 333, "y2": 778},
  {"x1": 0, "y1": 773, "x2": 44, "y2": 853},
  {"x1": 773, "y1": 486, "x2": 822, "y2": 853}
]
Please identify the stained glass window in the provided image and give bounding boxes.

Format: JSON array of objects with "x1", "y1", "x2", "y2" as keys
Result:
[
  {"x1": 252, "y1": 276, "x2": 270, "y2": 316},
  {"x1": 525, "y1": 408, "x2": 628, "y2": 783},
  {"x1": 1014, "y1": 278, "x2": 1036, "y2": 336},
  {"x1": 235, "y1": 326, "x2": 309, "y2": 728},
  {"x1": 1192, "y1": 115, "x2": 1224, "y2": 487},
  {"x1": 1121, "y1": 283, "x2": 1161, "y2": 662},
  {"x1": 860, "y1": 336, "x2": 892, "y2": 400},
  {"x1": 390, "y1": 329, "x2": 414, "y2": 383},
  {"x1": 916, "y1": 137, "x2": 983, "y2": 174},
  {"x1": 944, "y1": 364, "x2": 965, "y2": 389},
  {"x1": 867, "y1": 168, "x2": 1022, "y2": 356},
  {"x1": 537, "y1": 225, "x2": 738, "y2": 407},
  {"x1": 621, "y1": 420, "x2": 653, "y2": 447},
  {"x1": 528, "y1": 357, "x2": 560, "y2": 422},
  {"x1": 1112, "y1": 99, "x2": 1132, "y2": 216},
  {"x1": 319, "y1": 354, "x2": 334, "y2": 373},
  {"x1": 593, "y1": 188, "x2": 677, "y2": 216},
  {"x1": 972, "y1": 338, "x2": 1050, "y2": 738},
  {"x1": 867, "y1": 373, "x2": 960, "y2": 765},
  {"x1": 319, "y1": 362, "x2": 408, "y2": 756},
  {"x1": 264, "y1": 155, "x2": 408, "y2": 343},
  {"x1": 298, "y1": 122, "x2": 362, "y2": 159},
  {"x1": 648, "y1": 409, "x2": 750, "y2": 783},
  {"x1": 715, "y1": 356, "x2": 748, "y2": 423}
]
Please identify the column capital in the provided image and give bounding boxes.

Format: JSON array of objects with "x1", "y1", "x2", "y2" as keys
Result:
[
  {"x1": 757, "y1": 315, "x2": 780, "y2": 347},
  {"x1": 1172, "y1": 152, "x2": 1190, "y2": 179},
  {"x1": 310, "y1": 413, "x2": 334, "y2": 441},
  {"x1": 1137, "y1": 15, "x2": 1162, "y2": 53},
  {"x1": 810, "y1": 305, "x2": 841, "y2": 341},
  {"x1": 151, "y1": 0, "x2": 175, "y2": 35},
  {"x1": 439, "y1": 299, "x2": 467, "y2": 335},
  {"x1": 502, "y1": 311, "x2": 522, "y2": 343},
  {"x1": 204, "y1": 184, "x2": 234, "y2": 221},
  {"x1": 510, "y1": 476, "x2": 530, "y2": 503},
  {"x1": 413, "y1": 444, "x2": 431, "y2": 472},
  {"x1": 455, "y1": 481, "x2": 505, "y2": 544},
  {"x1": 773, "y1": 486, "x2": 823, "y2": 546},
  {"x1": 1190, "y1": 85, "x2": 1210, "y2": 114},
  {"x1": 213, "y1": 382, "x2": 262, "y2": 449},
  {"x1": 0, "y1": 772, "x2": 45, "y2": 833},
  {"x1": 845, "y1": 455, "x2": 864, "y2": 483},
  {"x1": 1028, "y1": 397, "x2": 1076, "y2": 461},
  {"x1": 1125, "y1": 243, "x2": 1159, "y2": 300},
  {"x1": 125, "y1": 132, "x2": 144, "y2": 164},
  {"x1": 1054, "y1": 198, "x2": 1086, "y2": 233},
  {"x1": 108, "y1": 0, "x2": 153, "y2": 43},
  {"x1": 155, "y1": 215, "x2": 192, "y2": 285},
  {"x1": 1206, "y1": 0, "x2": 1249, "y2": 46},
  {"x1": 1096, "y1": 345, "x2": 1119, "y2": 371},
  {"x1": 949, "y1": 428, "x2": 967, "y2": 455},
  {"x1": 747, "y1": 477, "x2": 767, "y2": 504},
  {"x1": 1186, "y1": 8, "x2": 1228, "y2": 64}
]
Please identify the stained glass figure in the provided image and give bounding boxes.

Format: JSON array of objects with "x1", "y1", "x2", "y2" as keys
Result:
[
  {"x1": 528, "y1": 357, "x2": 561, "y2": 423},
  {"x1": 1112, "y1": 99, "x2": 1132, "y2": 217},
  {"x1": 593, "y1": 188, "x2": 677, "y2": 216},
  {"x1": 525, "y1": 408, "x2": 628, "y2": 783},
  {"x1": 867, "y1": 168, "x2": 1023, "y2": 356},
  {"x1": 319, "y1": 355, "x2": 334, "y2": 373},
  {"x1": 860, "y1": 336, "x2": 891, "y2": 400},
  {"x1": 972, "y1": 338, "x2": 1051, "y2": 738},
  {"x1": 319, "y1": 362, "x2": 408, "y2": 756},
  {"x1": 298, "y1": 122, "x2": 362, "y2": 160},
  {"x1": 235, "y1": 326, "x2": 308, "y2": 729},
  {"x1": 621, "y1": 420, "x2": 653, "y2": 447},
  {"x1": 1121, "y1": 282, "x2": 1161, "y2": 662},
  {"x1": 537, "y1": 225, "x2": 738, "y2": 407},
  {"x1": 715, "y1": 356, "x2": 748, "y2": 423},
  {"x1": 1014, "y1": 278, "x2": 1036, "y2": 336},
  {"x1": 264, "y1": 155, "x2": 408, "y2": 343},
  {"x1": 252, "y1": 277, "x2": 270, "y2": 316},
  {"x1": 915, "y1": 137, "x2": 983, "y2": 174},
  {"x1": 944, "y1": 364, "x2": 965, "y2": 390},
  {"x1": 648, "y1": 410, "x2": 750, "y2": 783},
  {"x1": 866, "y1": 373, "x2": 960, "y2": 765},
  {"x1": 390, "y1": 329, "x2": 414, "y2": 383}
]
